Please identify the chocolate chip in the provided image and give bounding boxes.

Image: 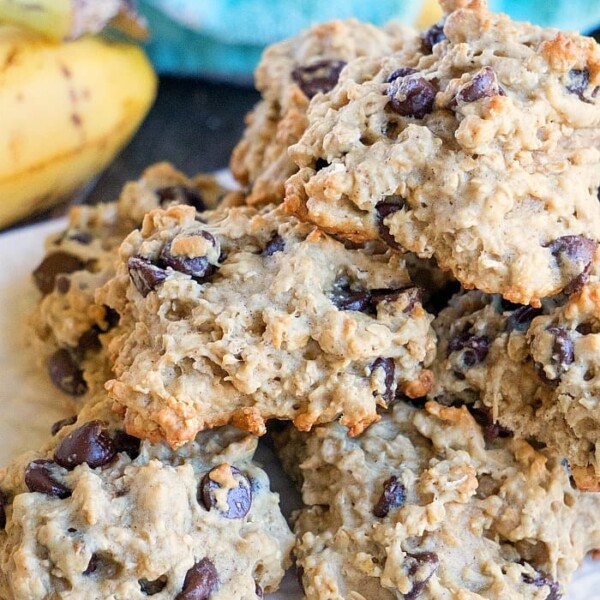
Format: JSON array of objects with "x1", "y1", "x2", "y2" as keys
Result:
[
  {"x1": 68, "y1": 231, "x2": 93, "y2": 245},
  {"x1": 469, "y1": 407, "x2": 512, "y2": 441},
  {"x1": 83, "y1": 554, "x2": 100, "y2": 576},
  {"x1": 373, "y1": 475, "x2": 405, "y2": 518},
  {"x1": 54, "y1": 421, "x2": 116, "y2": 470},
  {"x1": 422, "y1": 22, "x2": 446, "y2": 53},
  {"x1": 255, "y1": 582, "x2": 263, "y2": 598},
  {"x1": 375, "y1": 199, "x2": 404, "y2": 249},
  {"x1": 33, "y1": 252, "x2": 86, "y2": 295},
  {"x1": 523, "y1": 572, "x2": 561, "y2": 600},
  {"x1": 77, "y1": 327, "x2": 102, "y2": 352},
  {"x1": 567, "y1": 68, "x2": 590, "y2": 100},
  {"x1": 291, "y1": 59, "x2": 346, "y2": 98},
  {"x1": 176, "y1": 558, "x2": 218, "y2": 600},
  {"x1": 156, "y1": 185, "x2": 206, "y2": 212},
  {"x1": 48, "y1": 349, "x2": 87, "y2": 396},
  {"x1": 404, "y1": 552, "x2": 439, "y2": 600},
  {"x1": 371, "y1": 358, "x2": 396, "y2": 403},
  {"x1": 25, "y1": 460, "x2": 71, "y2": 498},
  {"x1": 372, "y1": 287, "x2": 423, "y2": 314},
  {"x1": 550, "y1": 325, "x2": 575, "y2": 368},
  {"x1": 330, "y1": 285, "x2": 372, "y2": 312},
  {"x1": 0, "y1": 496, "x2": 6, "y2": 529},
  {"x1": 160, "y1": 232, "x2": 217, "y2": 281},
  {"x1": 448, "y1": 333, "x2": 490, "y2": 367},
  {"x1": 51, "y1": 415, "x2": 77, "y2": 436},
  {"x1": 113, "y1": 431, "x2": 141, "y2": 460},
  {"x1": 505, "y1": 306, "x2": 543, "y2": 332},
  {"x1": 140, "y1": 577, "x2": 167, "y2": 595},
  {"x1": 200, "y1": 465, "x2": 252, "y2": 519},
  {"x1": 104, "y1": 306, "x2": 120, "y2": 330},
  {"x1": 576, "y1": 323, "x2": 593, "y2": 335},
  {"x1": 545, "y1": 236, "x2": 596, "y2": 295},
  {"x1": 262, "y1": 234, "x2": 285, "y2": 257},
  {"x1": 128, "y1": 256, "x2": 168, "y2": 297},
  {"x1": 387, "y1": 67, "x2": 418, "y2": 83},
  {"x1": 387, "y1": 74, "x2": 436, "y2": 119},
  {"x1": 456, "y1": 67, "x2": 502, "y2": 104},
  {"x1": 83, "y1": 553, "x2": 121, "y2": 578}
]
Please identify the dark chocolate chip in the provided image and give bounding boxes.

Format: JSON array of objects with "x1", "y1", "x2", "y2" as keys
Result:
[
  {"x1": 373, "y1": 475, "x2": 405, "y2": 518},
  {"x1": 83, "y1": 553, "x2": 121, "y2": 578},
  {"x1": 48, "y1": 349, "x2": 87, "y2": 396},
  {"x1": 371, "y1": 357, "x2": 396, "y2": 403},
  {"x1": 375, "y1": 199, "x2": 404, "y2": 249},
  {"x1": 505, "y1": 306, "x2": 543, "y2": 332},
  {"x1": 33, "y1": 252, "x2": 86, "y2": 295},
  {"x1": 448, "y1": 333, "x2": 490, "y2": 367},
  {"x1": 255, "y1": 582, "x2": 264, "y2": 598},
  {"x1": 77, "y1": 327, "x2": 102, "y2": 352},
  {"x1": 421, "y1": 22, "x2": 446, "y2": 53},
  {"x1": 549, "y1": 326, "x2": 575, "y2": 368},
  {"x1": 128, "y1": 256, "x2": 168, "y2": 297},
  {"x1": 523, "y1": 572, "x2": 561, "y2": 600},
  {"x1": 0, "y1": 496, "x2": 6, "y2": 529},
  {"x1": 51, "y1": 415, "x2": 77, "y2": 436},
  {"x1": 387, "y1": 74, "x2": 436, "y2": 118},
  {"x1": 545, "y1": 235, "x2": 596, "y2": 295},
  {"x1": 83, "y1": 554, "x2": 99, "y2": 576},
  {"x1": 469, "y1": 407, "x2": 512, "y2": 441},
  {"x1": 176, "y1": 557, "x2": 219, "y2": 600},
  {"x1": 291, "y1": 59, "x2": 347, "y2": 98},
  {"x1": 54, "y1": 420, "x2": 116, "y2": 470},
  {"x1": 456, "y1": 67, "x2": 502, "y2": 103},
  {"x1": 404, "y1": 552, "x2": 439, "y2": 600},
  {"x1": 68, "y1": 231, "x2": 93, "y2": 245},
  {"x1": 113, "y1": 431, "x2": 141, "y2": 460},
  {"x1": 262, "y1": 234, "x2": 285, "y2": 257},
  {"x1": 371, "y1": 287, "x2": 423, "y2": 314},
  {"x1": 156, "y1": 185, "x2": 206, "y2": 212},
  {"x1": 567, "y1": 68, "x2": 590, "y2": 100},
  {"x1": 140, "y1": 577, "x2": 167, "y2": 595},
  {"x1": 576, "y1": 323, "x2": 593, "y2": 335},
  {"x1": 160, "y1": 232, "x2": 217, "y2": 281},
  {"x1": 386, "y1": 67, "x2": 418, "y2": 83},
  {"x1": 200, "y1": 465, "x2": 252, "y2": 519},
  {"x1": 330, "y1": 286, "x2": 372, "y2": 313},
  {"x1": 103, "y1": 306, "x2": 120, "y2": 330},
  {"x1": 25, "y1": 460, "x2": 71, "y2": 498}
]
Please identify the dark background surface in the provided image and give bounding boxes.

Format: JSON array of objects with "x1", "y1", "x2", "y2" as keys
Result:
[{"x1": 85, "y1": 76, "x2": 259, "y2": 205}]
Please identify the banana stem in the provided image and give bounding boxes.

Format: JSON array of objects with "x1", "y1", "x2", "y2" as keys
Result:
[{"x1": 0, "y1": 0, "x2": 147, "y2": 41}]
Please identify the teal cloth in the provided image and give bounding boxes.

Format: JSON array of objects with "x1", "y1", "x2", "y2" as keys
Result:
[{"x1": 138, "y1": 1, "x2": 600, "y2": 79}]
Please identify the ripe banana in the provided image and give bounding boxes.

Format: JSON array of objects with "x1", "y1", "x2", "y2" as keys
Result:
[
  {"x1": 0, "y1": 26, "x2": 157, "y2": 228},
  {"x1": 0, "y1": 0, "x2": 147, "y2": 41}
]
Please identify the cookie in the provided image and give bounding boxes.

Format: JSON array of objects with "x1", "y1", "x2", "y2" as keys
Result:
[
  {"x1": 30, "y1": 163, "x2": 227, "y2": 401},
  {"x1": 430, "y1": 282, "x2": 600, "y2": 490},
  {"x1": 0, "y1": 390, "x2": 293, "y2": 599},
  {"x1": 276, "y1": 400, "x2": 600, "y2": 599},
  {"x1": 285, "y1": 0, "x2": 600, "y2": 306},
  {"x1": 98, "y1": 203, "x2": 436, "y2": 447},
  {"x1": 230, "y1": 19, "x2": 420, "y2": 206}
]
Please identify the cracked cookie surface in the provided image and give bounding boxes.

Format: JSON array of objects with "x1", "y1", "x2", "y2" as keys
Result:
[
  {"x1": 276, "y1": 400, "x2": 600, "y2": 599},
  {"x1": 99, "y1": 204, "x2": 436, "y2": 447},
  {"x1": 285, "y1": 0, "x2": 600, "y2": 305}
]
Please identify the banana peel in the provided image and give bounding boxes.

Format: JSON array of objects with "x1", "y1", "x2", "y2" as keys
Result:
[
  {"x1": 0, "y1": 26, "x2": 157, "y2": 228},
  {"x1": 0, "y1": 0, "x2": 147, "y2": 41}
]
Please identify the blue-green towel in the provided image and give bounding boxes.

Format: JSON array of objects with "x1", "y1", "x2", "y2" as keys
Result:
[{"x1": 138, "y1": 1, "x2": 600, "y2": 80}]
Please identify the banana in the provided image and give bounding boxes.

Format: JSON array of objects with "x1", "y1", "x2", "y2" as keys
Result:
[
  {"x1": 0, "y1": 26, "x2": 157, "y2": 228},
  {"x1": 0, "y1": 0, "x2": 147, "y2": 41},
  {"x1": 417, "y1": 0, "x2": 444, "y2": 28}
]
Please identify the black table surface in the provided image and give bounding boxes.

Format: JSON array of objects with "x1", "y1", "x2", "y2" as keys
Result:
[{"x1": 88, "y1": 76, "x2": 260, "y2": 204}]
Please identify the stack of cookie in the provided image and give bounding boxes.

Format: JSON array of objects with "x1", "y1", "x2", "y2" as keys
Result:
[{"x1": 2, "y1": 0, "x2": 600, "y2": 598}]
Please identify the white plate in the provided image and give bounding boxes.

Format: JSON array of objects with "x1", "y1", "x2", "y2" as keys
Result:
[{"x1": 0, "y1": 218, "x2": 597, "y2": 599}]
